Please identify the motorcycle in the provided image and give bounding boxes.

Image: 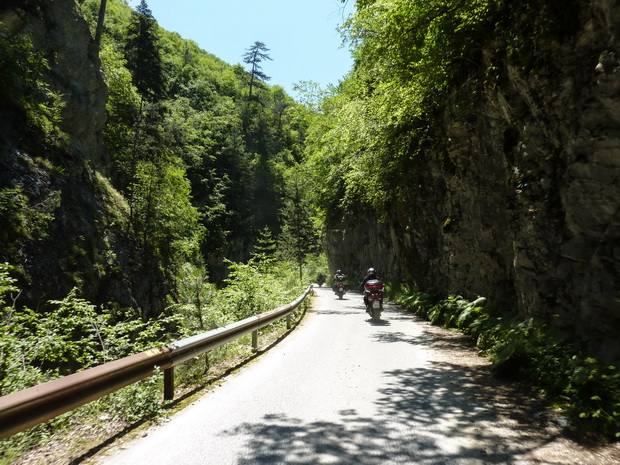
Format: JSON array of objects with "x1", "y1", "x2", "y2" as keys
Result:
[
  {"x1": 317, "y1": 274, "x2": 325, "y2": 287},
  {"x1": 334, "y1": 274, "x2": 347, "y2": 299},
  {"x1": 363, "y1": 279, "x2": 385, "y2": 321}
]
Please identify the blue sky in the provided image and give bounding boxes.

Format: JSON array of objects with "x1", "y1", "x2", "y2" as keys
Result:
[{"x1": 127, "y1": 0, "x2": 356, "y2": 98}]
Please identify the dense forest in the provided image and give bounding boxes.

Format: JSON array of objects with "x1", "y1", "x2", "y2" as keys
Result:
[
  {"x1": 1, "y1": 0, "x2": 325, "y2": 454},
  {"x1": 1, "y1": 0, "x2": 619, "y2": 457},
  {"x1": 1, "y1": 0, "x2": 322, "y2": 313}
]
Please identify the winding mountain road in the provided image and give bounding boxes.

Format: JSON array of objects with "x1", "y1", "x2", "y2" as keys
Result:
[{"x1": 95, "y1": 286, "x2": 612, "y2": 465}]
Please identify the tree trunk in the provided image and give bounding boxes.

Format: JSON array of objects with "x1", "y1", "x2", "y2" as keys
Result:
[{"x1": 94, "y1": 0, "x2": 107, "y2": 54}]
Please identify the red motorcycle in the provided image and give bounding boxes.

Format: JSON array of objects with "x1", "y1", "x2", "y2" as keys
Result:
[{"x1": 364, "y1": 279, "x2": 385, "y2": 321}]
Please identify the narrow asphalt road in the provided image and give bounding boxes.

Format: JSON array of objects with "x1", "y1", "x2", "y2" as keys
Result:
[{"x1": 95, "y1": 286, "x2": 609, "y2": 465}]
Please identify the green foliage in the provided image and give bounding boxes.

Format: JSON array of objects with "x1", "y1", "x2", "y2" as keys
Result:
[
  {"x1": 0, "y1": 254, "x2": 312, "y2": 459},
  {"x1": 1, "y1": 0, "x2": 323, "y2": 458},
  {"x1": 278, "y1": 177, "x2": 321, "y2": 283},
  {"x1": 168, "y1": 252, "x2": 311, "y2": 338},
  {"x1": 99, "y1": 41, "x2": 141, "y2": 178},
  {"x1": 302, "y1": 253, "x2": 329, "y2": 285},
  {"x1": 217, "y1": 258, "x2": 298, "y2": 321},
  {"x1": 305, "y1": 0, "x2": 584, "y2": 230},
  {"x1": 346, "y1": 0, "x2": 496, "y2": 91},
  {"x1": 78, "y1": 0, "x2": 314, "y2": 285},
  {"x1": 0, "y1": 263, "x2": 48, "y2": 397},
  {"x1": 100, "y1": 368, "x2": 164, "y2": 422},
  {"x1": 0, "y1": 186, "x2": 61, "y2": 240},
  {"x1": 303, "y1": 0, "x2": 499, "y2": 217},
  {"x1": 292, "y1": 80, "x2": 331, "y2": 113},
  {"x1": 243, "y1": 41, "x2": 272, "y2": 101},
  {"x1": 124, "y1": 0, "x2": 165, "y2": 101},
  {"x1": 391, "y1": 287, "x2": 620, "y2": 440},
  {"x1": 0, "y1": 281, "x2": 178, "y2": 395},
  {"x1": 167, "y1": 255, "x2": 312, "y2": 391},
  {"x1": 79, "y1": 0, "x2": 134, "y2": 43},
  {"x1": 0, "y1": 23, "x2": 64, "y2": 139},
  {"x1": 0, "y1": 263, "x2": 18, "y2": 304},
  {"x1": 130, "y1": 160, "x2": 204, "y2": 271},
  {"x1": 251, "y1": 226, "x2": 278, "y2": 261},
  {"x1": 0, "y1": 265, "x2": 180, "y2": 458},
  {"x1": 167, "y1": 262, "x2": 224, "y2": 334}
]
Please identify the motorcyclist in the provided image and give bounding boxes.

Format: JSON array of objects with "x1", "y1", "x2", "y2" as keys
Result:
[
  {"x1": 316, "y1": 272, "x2": 325, "y2": 286},
  {"x1": 360, "y1": 267, "x2": 379, "y2": 287},
  {"x1": 332, "y1": 269, "x2": 347, "y2": 294},
  {"x1": 333, "y1": 269, "x2": 347, "y2": 281},
  {"x1": 360, "y1": 267, "x2": 380, "y2": 307}
]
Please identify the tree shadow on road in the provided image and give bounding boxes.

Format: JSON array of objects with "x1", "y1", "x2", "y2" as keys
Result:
[
  {"x1": 217, "y1": 300, "x2": 602, "y2": 464},
  {"x1": 367, "y1": 317, "x2": 391, "y2": 326},
  {"x1": 221, "y1": 361, "x2": 572, "y2": 465}
]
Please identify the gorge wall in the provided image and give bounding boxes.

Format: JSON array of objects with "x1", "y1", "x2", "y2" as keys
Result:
[
  {"x1": 0, "y1": 0, "x2": 167, "y2": 316},
  {"x1": 326, "y1": 0, "x2": 620, "y2": 362}
]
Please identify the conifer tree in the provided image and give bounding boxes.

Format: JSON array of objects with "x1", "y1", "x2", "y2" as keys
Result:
[
  {"x1": 251, "y1": 226, "x2": 278, "y2": 269},
  {"x1": 279, "y1": 184, "x2": 320, "y2": 283},
  {"x1": 124, "y1": 0, "x2": 164, "y2": 101},
  {"x1": 243, "y1": 41, "x2": 272, "y2": 101},
  {"x1": 253, "y1": 226, "x2": 278, "y2": 258}
]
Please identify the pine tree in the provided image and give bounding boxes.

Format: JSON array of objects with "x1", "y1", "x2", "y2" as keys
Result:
[
  {"x1": 253, "y1": 226, "x2": 277, "y2": 258},
  {"x1": 124, "y1": 0, "x2": 164, "y2": 101},
  {"x1": 279, "y1": 184, "x2": 320, "y2": 283},
  {"x1": 243, "y1": 41, "x2": 272, "y2": 102},
  {"x1": 251, "y1": 226, "x2": 278, "y2": 267}
]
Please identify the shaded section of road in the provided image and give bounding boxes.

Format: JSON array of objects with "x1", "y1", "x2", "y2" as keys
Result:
[{"x1": 217, "y1": 347, "x2": 561, "y2": 464}]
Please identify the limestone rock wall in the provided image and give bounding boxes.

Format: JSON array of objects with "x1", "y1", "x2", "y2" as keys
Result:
[
  {"x1": 326, "y1": 0, "x2": 620, "y2": 361},
  {"x1": 0, "y1": 0, "x2": 167, "y2": 317},
  {"x1": 1, "y1": 0, "x2": 107, "y2": 164}
]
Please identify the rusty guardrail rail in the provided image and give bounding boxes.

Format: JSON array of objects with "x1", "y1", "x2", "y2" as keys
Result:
[{"x1": 0, "y1": 285, "x2": 313, "y2": 440}]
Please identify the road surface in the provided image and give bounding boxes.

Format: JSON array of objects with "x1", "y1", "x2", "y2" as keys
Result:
[{"x1": 95, "y1": 286, "x2": 594, "y2": 464}]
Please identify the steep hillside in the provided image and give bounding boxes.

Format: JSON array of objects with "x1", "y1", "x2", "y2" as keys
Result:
[
  {"x1": 0, "y1": 0, "x2": 308, "y2": 316},
  {"x1": 0, "y1": 0, "x2": 169, "y2": 314}
]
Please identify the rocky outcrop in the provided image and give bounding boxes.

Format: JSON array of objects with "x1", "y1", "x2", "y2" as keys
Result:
[
  {"x1": 1, "y1": 0, "x2": 107, "y2": 164},
  {"x1": 326, "y1": 0, "x2": 620, "y2": 362},
  {"x1": 0, "y1": 0, "x2": 167, "y2": 317}
]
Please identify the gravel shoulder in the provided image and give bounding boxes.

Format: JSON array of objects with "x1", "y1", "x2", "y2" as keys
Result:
[{"x1": 408, "y1": 314, "x2": 620, "y2": 464}]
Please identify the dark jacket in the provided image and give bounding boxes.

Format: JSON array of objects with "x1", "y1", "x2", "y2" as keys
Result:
[{"x1": 360, "y1": 273, "x2": 379, "y2": 289}]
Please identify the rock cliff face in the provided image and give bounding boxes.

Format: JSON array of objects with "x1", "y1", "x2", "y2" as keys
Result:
[
  {"x1": 0, "y1": 0, "x2": 167, "y2": 316},
  {"x1": 1, "y1": 0, "x2": 107, "y2": 163},
  {"x1": 326, "y1": 0, "x2": 620, "y2": 362}
]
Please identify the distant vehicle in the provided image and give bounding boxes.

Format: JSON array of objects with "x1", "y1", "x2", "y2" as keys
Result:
[
  {"x1": 333, "y1": 272, "x2": 347, "y2": 299},
  {"x1": 363, "y1": 279, "x2": 385, "y2": 321}
]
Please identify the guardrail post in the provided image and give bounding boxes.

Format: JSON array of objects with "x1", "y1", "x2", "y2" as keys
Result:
[
  {"x1": 164, "y1": 367, "x2": 174, "y2": 401},
  {"x1": 252, "y1": 329, "x2": 258, "y2": 351},
  {"x1": 286, "y1": 314, "x2": 291, "y2": 329}
]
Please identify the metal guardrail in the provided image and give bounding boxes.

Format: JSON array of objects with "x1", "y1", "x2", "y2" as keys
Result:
[{"x1": 0, "y1": 285, "x2": 313, "y2": 440}]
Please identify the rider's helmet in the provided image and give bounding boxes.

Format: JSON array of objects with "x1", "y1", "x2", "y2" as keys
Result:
[
  {"x1": 336, "y1": 269, "x2": 341, "y2": 274},
  {"x1": 367, "y1": 268, "x2": 376, "y2": 275}
]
